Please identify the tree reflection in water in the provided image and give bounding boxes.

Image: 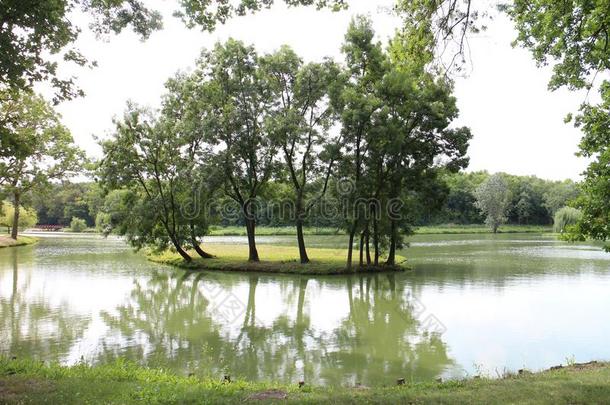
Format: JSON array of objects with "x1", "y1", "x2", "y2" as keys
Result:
[
  {"x1": 98, "y1": 270, "x2": 455, "y2": 385},
  {"x1": 0, "y1": 247, "x2": 90, "y2": 361}
]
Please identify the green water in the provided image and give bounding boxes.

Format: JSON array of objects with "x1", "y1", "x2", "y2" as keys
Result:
[{"x1": 1, "y1": 233, "x2": 609, "y2": 386}]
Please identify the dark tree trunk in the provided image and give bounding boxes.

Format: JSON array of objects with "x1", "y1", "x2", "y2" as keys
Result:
[
  {"x1": 245, "y1": 218, "x2": 260, "y2": 262},
  {"x1": 296, "y1": 218, "x2": 310, "y2": 264},
  {"x1": 190, "y1": 224, "x2": 213, "y2": 259},
  {"x1": 172, "y1": 238, "x2": 192, "y2": 262},
  {"x1": 365, "y1": 227, "x2": 371, "y2": 265},
  {"x1": 372, "y1": 214, "x2": 379, "y2": 266},
  {"x1": 359, "y1": 231, "x2": 365, "y2": 267},
  {"x1": 386, "y1": 220, "x2": 397, "y2": 266},
  {"x1": 10, "y1": 192, "x2": 20, "y2": 240},
  {"x1": 346, "y1": 226, "x2": 356, "y2": 271},
  {"x1": 244, "y1": 201, "x2": 260, "y2": 262}
]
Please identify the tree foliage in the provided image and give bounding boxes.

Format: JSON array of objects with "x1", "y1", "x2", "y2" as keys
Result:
[
  {"x1": 0, "y1": 0, "x2": 162, "y2": 101},
  {"x1": 0, "y1": 201, "x2": 37, "y2": 233},
  {"x1": 0, "y1": 90, "x2": 83, "y2": 239},
  {"x1": 474, "y1": 173, "x2": 511, "y2": 233}
]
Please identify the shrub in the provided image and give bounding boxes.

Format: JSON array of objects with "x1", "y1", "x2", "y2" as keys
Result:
[
  {"x1": 553, "y1": 206, "x2": 582, "y2": 233},
  {"x1": 69, "y1": 217, "x2": 88, "y2": 233}
]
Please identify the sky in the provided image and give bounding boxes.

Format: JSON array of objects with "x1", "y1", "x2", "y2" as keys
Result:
[{"x1": 48, "y1": 0, "x2": 589, "y2": 181}]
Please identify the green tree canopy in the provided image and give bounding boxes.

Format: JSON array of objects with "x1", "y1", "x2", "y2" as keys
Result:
[{"x1": 0, "y1": 90, "x2": 84, "y2": 239}]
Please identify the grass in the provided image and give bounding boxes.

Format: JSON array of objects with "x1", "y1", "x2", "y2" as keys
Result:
[
  {"x1": 0, "y1": 235, "x2": 38, "y2": 248},
  {"x1": 415, "y1": 224, "x2": 553, "y2": 234},
  {"x1": 207, "y1": 224, "x2": 553, "y2": 237},
  {"x1": 1, "y1": 358, "x2": 609, "y2": 404},
  {"x1": 209, "y1": 226, "x2": 343, "y2": 236},
  {"x1": 150, "y1": 244, "x2": 408, "y2": 275}
]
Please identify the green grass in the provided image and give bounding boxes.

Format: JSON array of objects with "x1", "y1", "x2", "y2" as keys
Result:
[
  {"x1": 0, "y1": 235, "x2": 38, "y2": 248},
  {"x1": 415, "y1": 224, "x2": 553, "y2": 234},
  {"x1": 207, "y1": 224, "x2": 553, "y2": 237},
  {"x1": 1, "y1": 358, "x2": 609, "y2": 404},
  {"x1": 150, "y1": 244, "x2": 408, "y2": 275},
  {"x1": 209, "y1": 226, "x2": 343, "y2": 236}
]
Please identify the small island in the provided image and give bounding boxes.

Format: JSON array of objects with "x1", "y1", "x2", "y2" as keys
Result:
[
  {"x1": 150, "y1": 244, "x2": 408, "y2": 275},
  {"x1": 0, "y1": 235, "x2": 37, "y2": 249}
]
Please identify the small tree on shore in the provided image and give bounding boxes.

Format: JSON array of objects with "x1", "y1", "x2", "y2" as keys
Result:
[
  {"x1": 0, "y1": 202, "x2": 38, "y2": 234},
  {"x1": 475, "y1": 174, "x2": 511, "y2": 233},
  {"x1": 0, "y1": 90, "x2": 84, "y2": 239}
]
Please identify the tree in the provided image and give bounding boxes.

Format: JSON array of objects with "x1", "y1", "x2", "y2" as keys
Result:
[
  {"x1": 0, "y1": 90, "x2": 83, "y2": 239},
  {"x1": 98, "y1": 104, "x2": 213, "y2": 262},
  {"x1": 0, "y1": 202, "x2": 37, "y2": 234},
  {"x1": 475, "y1": 174, "x2": 511, "y2": 233},
  {"x1": 337, "y1": 17, "x2": 471, "y2": 268},
  {"x1": 175, "y1": 0, "x2": 346, "y2": 31},
  {"x1": 69, "y1": 217, "x2": 87, "y2": 233},
  {"x1": 554, "y1": 206, "x2": 582, "y2": 234},
  {"x1": 562, "y1": 83, "x2": 610, "y2": 250},
  {"x1": 184, "y1": 40, "x2": 278, "y2": 262},
  {"x1": 0, "y1": 0, "x2": 162, "y2": 101},
  {"x1": 261, "y1": 46, "x2": 343, "y2": 263},
  {"x1": 542, "y1": 180, "x2": 580, "y2": 217}
]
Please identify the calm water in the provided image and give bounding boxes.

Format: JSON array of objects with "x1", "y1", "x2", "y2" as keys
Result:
[{"x1": 1, "y1": 233, "x2": 609, "y2": 385}]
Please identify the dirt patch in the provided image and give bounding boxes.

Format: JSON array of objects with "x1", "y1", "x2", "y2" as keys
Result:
[
  {"x1": 246, "y1": 389, "x2": 288, "y2": 401},
  {"x1": 0, "y1": 378, "x2": 54, "y2": 402}
]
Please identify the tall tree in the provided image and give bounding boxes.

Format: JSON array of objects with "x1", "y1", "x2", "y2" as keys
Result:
[
  {"x1": 98, "y1": 105, "x2": 200, "y2": 261},
  {"x1": 474, "y1": 174, "x2": 511, "y2": 233},
  {"x1": 193, "y1": 40, "x2": 278, "y2": 262},
  {"x1": 0, "y1": 90, "x2": 83, "y2": 239},
  {"x1": 262, "y1": 46, "x2": 343, "y2": 263},
  {"x1": 338, "y1": 16, "x2": 386, "y2": 270}
]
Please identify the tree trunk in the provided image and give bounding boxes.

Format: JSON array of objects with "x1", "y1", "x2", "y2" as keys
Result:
[
  {"x1": 359, "y1": 231, "x2": 365, "y2": 267},
  {"x1": 190, "y1": 224, "x2": 213, "y2": 259},
  {"x1": 296, "y1": 219, "x2": 310, "y2": 264},
  {"x1": 244, "y1": 201, "x2": 260, "y2": 262},
  {"x1": 10, "y1": 192, "x2": 20, "y2": 240},
  {"x1": 372, "y1": 213, "x2": 379, "y2": 266},
  {"x1": 365, "y1": 227, "x2": 371, "y2": 265},
  {"x1": 245, "y1": 218, "x2": 260, "y2": 262},
  {"x1": 172, "y1": 238, "x2": 192, "y2": 262},
  {"x1": 385, "y1": 220, "x2": 397, "y2": 266},
  {"x1": 346, "y1": 226, "x2": 356, "y2": 271}
]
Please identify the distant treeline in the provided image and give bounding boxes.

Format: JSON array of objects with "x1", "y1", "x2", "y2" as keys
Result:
[{"x1": 29, "y1": 171, "x2": 579, "y2": 229}]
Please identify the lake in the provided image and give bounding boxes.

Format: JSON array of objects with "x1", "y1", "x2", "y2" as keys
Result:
[{"x1": 1, "y1": 233, "x2": 609, "y2": 386}]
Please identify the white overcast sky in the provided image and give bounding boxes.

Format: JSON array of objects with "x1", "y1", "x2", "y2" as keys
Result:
[{"x1": 48, "y1": 0, "x2": 589, "y2": 181}]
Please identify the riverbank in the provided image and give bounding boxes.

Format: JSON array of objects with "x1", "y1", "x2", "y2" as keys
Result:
[
  {"x1": 0, "y1": 235, "x2": 38, "y2": 248},
  {"x1": 1, "y1": 358, "x2": 608, "y2": 404},
  {"x1": 150, "y1": 244, "x2": 408, "y2": 275},
  {"x1": 207, "y1": 224, "x2": 553, "y2": 236}
]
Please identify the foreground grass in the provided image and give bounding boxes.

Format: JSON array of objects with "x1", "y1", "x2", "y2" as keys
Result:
[
  {"x1": 0, "y1": 235, "x2": 38, "y2": 248},
  {"x1": 150, "y1": 244, "x2": 407, "y2": 275},
  {"x1": 1, "y1": 358, "x2": 609, "y2": 404},
  {"x1": 208, "y1": 224, "x2": 552, "y2": 237}
]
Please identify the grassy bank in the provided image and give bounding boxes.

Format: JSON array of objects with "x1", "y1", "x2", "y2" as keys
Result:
[
  {"x1": 415, "y1": 224, "x2": 553, "y2": 234},
  {"x1": 0, "y1": 235, "x2": 38, "y2": 248},
  {"x1": 1, "y1": 358, "x2": 609, "y2": 404},
  {"x1": 150, "y1": 244, "x2": 407, "y2": 275},
  {"x1": 208, "y1": 224, "x2": 552, "y2": 237}
]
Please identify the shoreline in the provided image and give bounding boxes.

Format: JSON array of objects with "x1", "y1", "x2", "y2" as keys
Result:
[
  {"x1": 149, "y1": 245, "x2": 409, "y2": 275},
  {"x1": 0, "y1": 235, "x2": 38, "y2": 249},
  {"x1": 0, "y1": 358, "x2": 607, "y2": 404}
]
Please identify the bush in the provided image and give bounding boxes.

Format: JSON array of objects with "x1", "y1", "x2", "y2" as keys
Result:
[
  {"x1": 69, "y1": 217, "x2": 88, "y2": 233},
  {"x1": 553, "y1": 206, "x2": 582, "y2": 233}
]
